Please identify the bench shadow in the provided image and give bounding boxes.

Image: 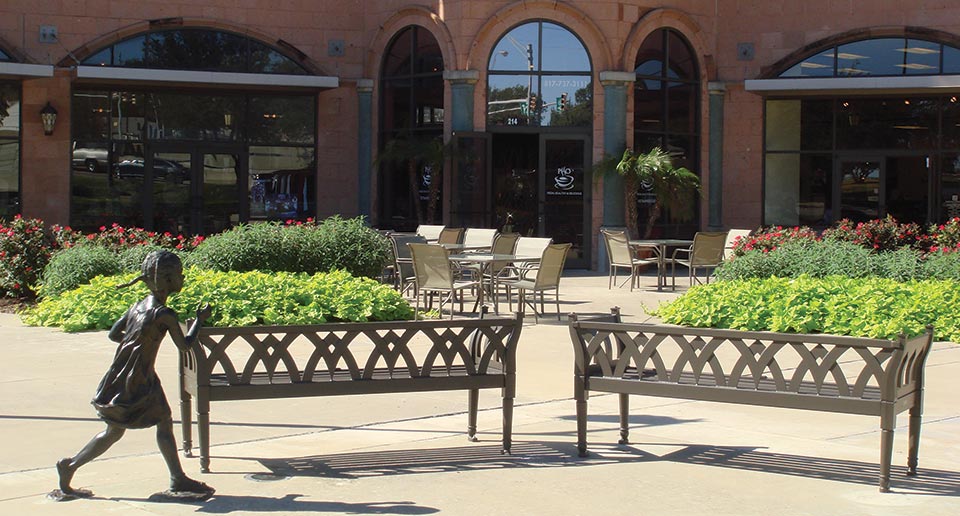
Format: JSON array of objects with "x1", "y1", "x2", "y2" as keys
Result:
[
  {"x1": 251, "y1": 441, "x2": 960, "y2": 496},
  {"x1": 110, "y1": 493, "x2": 439, "y2": 514},
  {"x1": 631, "y1": 442, "x2": 960, "y2": 496}
]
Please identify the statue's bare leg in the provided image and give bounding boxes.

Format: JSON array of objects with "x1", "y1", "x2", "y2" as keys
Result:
[
  {"x1": 157, "y1": 418, "x2": 214, "y2": 495},
  {"x1": 52, "y1": 424, "x2": 125, "y2": 500}
]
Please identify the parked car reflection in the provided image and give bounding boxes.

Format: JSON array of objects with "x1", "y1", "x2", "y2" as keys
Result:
[{"x1": 113, "y1": 158, "x2": 189, "y2": 182}]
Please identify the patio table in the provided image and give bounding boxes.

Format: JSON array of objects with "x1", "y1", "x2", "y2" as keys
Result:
[
  {"x1": 448, "y1": 253, "x2": 541, "y2": 312},
  {"x1": 629, "y1": 239, "x2": 693, "y2": 291}
]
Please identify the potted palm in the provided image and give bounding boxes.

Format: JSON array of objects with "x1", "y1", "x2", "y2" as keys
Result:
[{"x1": 614, "y1": 147, "x2": 701, "y2": 239}]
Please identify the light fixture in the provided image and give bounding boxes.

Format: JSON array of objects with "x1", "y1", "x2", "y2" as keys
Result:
[{"x1": 40, "y1": 102, "x2": 58, "y2": 136}]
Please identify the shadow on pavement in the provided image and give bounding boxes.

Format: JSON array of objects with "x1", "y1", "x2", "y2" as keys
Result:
[{"x1": 251, "y1": 441, "x2": 960, "y2": 495}]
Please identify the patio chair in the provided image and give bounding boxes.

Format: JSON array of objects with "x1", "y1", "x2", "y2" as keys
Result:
[
  {"x1": 504, "y1": 236, "x2": 553, "y2": 281},
  {"x1": 500, "y1": 243, "x2": 571, "y2": 321},
  {"x1": 671, "y1": 231, "x2": 727, "y2": 289},
  {"x1": 601, "y1": 229, "x2": 658, "y2": 291},
  {"x1": 723, "y1": 228, "x2": 752, "y2": 260},
  {"x1": 390, "y1": 233, "x2": 427, "y2": 296},
  {"x1": 461, "y1": 228, "x2": 498, "y2": 252},
  {"x1": 416, "y1": 224, "x2": 445, "y2": 242},
  {"x1": 409, "y1": 243, "x2": 480, "y2": 319},
  {"x1": 437, "y1": 227, "x2": 464, "y2": 245}
]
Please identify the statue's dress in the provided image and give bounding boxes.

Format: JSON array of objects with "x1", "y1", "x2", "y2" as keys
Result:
[{"x1": 92, "y1": 302, "x2": 173, "y2": 429}]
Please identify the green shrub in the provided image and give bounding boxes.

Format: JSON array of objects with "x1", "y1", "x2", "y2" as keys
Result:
[
  {"x1": 716, "y1": 239, "x2": 927, "y2": 281},
  {"x1": 649, "y1": 276, "x2": 958, "y2": 341},
  {"x1": 184, "y1": 217, "x2": 390, "y2": 279},
  {"x1": 920, "y1": 250, "x2": 960, "y2": 279},
  {"x1": 38, "y1": 245, "x2": 120, "y2": 298},
  {"x1": 311, "y1": 216, "x2": 391, "y2": 279},
  {"x1": 184, "y1": 222, "x2": 288, "y2": 272},
  {"x1": 20, "y1": 268, "x2": 414, "y2": 332}
]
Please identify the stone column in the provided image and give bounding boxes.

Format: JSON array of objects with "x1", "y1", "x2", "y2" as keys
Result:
[
  {"x1": 357, "y1": 79, "x2": 373, "y2": 218},
  {"x1": 598, "y1": 71, "x2": 636, "y2": 271},
  {"x1": 443, "y1": 70, "x2": 479, "y2": 132},
  {"x1": 707, "y1": 81, "x2": 726, "y2": 230}
]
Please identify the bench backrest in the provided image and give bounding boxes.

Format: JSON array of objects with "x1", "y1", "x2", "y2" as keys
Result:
[
  {"x1": 568, "y1": 316, "x2": 933, "y2": 403},
  {"x1": 183, "y1": 314, "x2": 523, "y2": 386}
]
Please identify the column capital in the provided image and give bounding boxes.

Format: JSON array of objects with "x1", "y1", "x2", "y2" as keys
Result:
[
  {"x1": 599, "y1": 71, "x2": 636, "y2": 86},
  {"x1": 356, "y1": 78, "x2": 374, "y2": 93},
  {"x1": 443, "y1": 69, "x2": 479, "y2": 84},
  {"x1": 708, "y1": 81, "x2": 727, "y2": 95}
]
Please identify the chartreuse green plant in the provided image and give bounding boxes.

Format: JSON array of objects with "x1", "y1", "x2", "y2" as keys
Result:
[
  {"x1": 20, "y1": 268, "x2": 414, "y2": 332},
  {"x1": 649, "y1": 276, "x2": 960, "y2": 342}
]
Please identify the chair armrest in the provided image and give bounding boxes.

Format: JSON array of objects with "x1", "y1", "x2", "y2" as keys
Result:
[{"x1": 671, "y1": 247, "x2": 693, "y2": 260}]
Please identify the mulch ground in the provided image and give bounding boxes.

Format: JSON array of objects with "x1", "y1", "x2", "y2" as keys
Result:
[{"x1": 0, "y1": 297, "x2": 30, "y2": 314}]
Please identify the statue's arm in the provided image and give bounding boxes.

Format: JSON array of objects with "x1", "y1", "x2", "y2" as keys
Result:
[
  {"x1": 162, "y1": 304, "x2": 212, "y2": 350},
  {"x1": 107, "y1": 309, "x2": 129, "y2": 343}
]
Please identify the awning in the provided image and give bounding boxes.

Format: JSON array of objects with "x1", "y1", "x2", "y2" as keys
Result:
[
  {"x1": 0, "y1": 62, "x2": 54, "y2": 78},
  {"x1": 745, "y1": 74, "x2": 960, "y2": 95},
  {"x1": 75, "y1": 66, "x2": 339, "y2": 90}
]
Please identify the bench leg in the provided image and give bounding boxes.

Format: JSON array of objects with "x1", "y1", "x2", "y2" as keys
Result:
[
  {"x1": 198, "y1": 403, "x2": 211, "y2": 473},
  {"x1": 618, "y1": 393, "x2": 630, "y2": 445},
  {"x1": 575, "y1": 378, "x2": 588, "y2": 457},
  {"x1": 180, "y1": 392, "x2": 193, "y2": 457},
  {"x1": 467, "y1": 389, "x2": 479, "y2": 442},
  {"x1": 501, "y1": 396, "x2": 513, "y2": 455},
  {"x1": 879, "y1": 413, "x2": 895, "y2": 493},
  {"x1": 907, "y1": 405, "x2": 922, "y2": 476}
]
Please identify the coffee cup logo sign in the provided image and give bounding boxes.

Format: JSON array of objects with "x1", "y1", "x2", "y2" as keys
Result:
[
  {"x1": 422, "y1": 166, "x2": 432, "y2": 188},
  {"x1": 554, "y1": 167, "x2": 575, "y2": 191}
]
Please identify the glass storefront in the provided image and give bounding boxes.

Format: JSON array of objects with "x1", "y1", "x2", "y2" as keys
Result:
[
  {"x1": 70, "y1": 28, "x2": 317, "y2": 234},
  {"x1": 71, "y1": 90, "x2": 316, "y2": 233},
  {"x1": 0, "y1": 82, "x2": 19, "y2": 218},
  {"x1": 763, "y1": 96, "x2": 959, "y2": 227}
]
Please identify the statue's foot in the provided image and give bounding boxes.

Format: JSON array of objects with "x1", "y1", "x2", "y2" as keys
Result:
[
  {"x1": 170, "y1": 476, "x2": 215, "y2": 496},
  {"x1": 51, "y1": 458, "x2": 92, "y2": 500},
  {"x1": 47, "y1": 487, "x2": 94, "y2": 501}
]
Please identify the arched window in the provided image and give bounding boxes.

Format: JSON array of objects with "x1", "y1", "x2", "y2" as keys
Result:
[
  {"x1": 634, "y1": 28, "x2": 700, "y2": 237},
  {"x1": 486, "y1": 21, "x2": 592, "y2": 127},
  {"x1": 81, "y1": 28, "x2": 308, "y2": 75},
  {"x1": 378, "y1": 25, "x2": 445, "y2": 230},
  {"x1": 780, "y1": 37, "x2": 960, "y2": 77}
]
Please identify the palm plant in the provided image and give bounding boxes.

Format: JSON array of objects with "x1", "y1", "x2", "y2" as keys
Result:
[{"x1": 615, "y1": 147, "x2": 701, "y2": 239}]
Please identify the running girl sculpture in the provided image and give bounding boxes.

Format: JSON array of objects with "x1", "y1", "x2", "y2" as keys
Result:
[{"x1": 51, "y1": 250, "x2": 215, "y2": 501}]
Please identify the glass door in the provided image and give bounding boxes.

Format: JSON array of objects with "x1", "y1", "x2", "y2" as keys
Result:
[
  {"x1": 147, "y1": 143, "x2": 245, "y2": 234},
  {"x1": 541, "y1": 135, "x2": 590, "y2": 268},
  {"x1": 835, "y1": 157, "x2": 882, "y2": 223}
]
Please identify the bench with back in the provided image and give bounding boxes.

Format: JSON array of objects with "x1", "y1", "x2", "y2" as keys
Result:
[
  {"x1": 179, "y1": 312, "x2": 522, "y2": 472},
  {"x1": 568, "y1": 308, "x2": 934, "y2": 492}
]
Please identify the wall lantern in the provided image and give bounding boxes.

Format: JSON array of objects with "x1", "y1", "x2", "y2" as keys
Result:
[{"x1": 40, "y1": 102, "x2": 58, "y2": 135}]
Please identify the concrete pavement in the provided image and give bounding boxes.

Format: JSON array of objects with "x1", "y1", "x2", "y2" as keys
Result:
[{"x1": 1, "y1": 271, "x2": 958, "y2": 515}]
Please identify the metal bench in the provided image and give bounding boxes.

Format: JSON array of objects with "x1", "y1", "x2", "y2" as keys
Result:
[
  {"x1": 179, "y1": 313, "x2": 522, "y2": 472},
  {"x1": 568, "y1": 308, "x2": 934, "y2": 492}
]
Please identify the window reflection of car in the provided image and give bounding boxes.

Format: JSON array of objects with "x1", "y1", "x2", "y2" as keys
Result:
[
  {"x1": 72, "y1": 144, "x2": 108, "y2": 173},
  {"x1": 113, "y1": 159, "x2": 188, "y2": 182}
]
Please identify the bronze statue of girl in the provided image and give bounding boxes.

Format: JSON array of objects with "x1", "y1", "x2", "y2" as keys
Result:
[{"x1": 51, "y1": 250, "x2": 215, "y2": 501}]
